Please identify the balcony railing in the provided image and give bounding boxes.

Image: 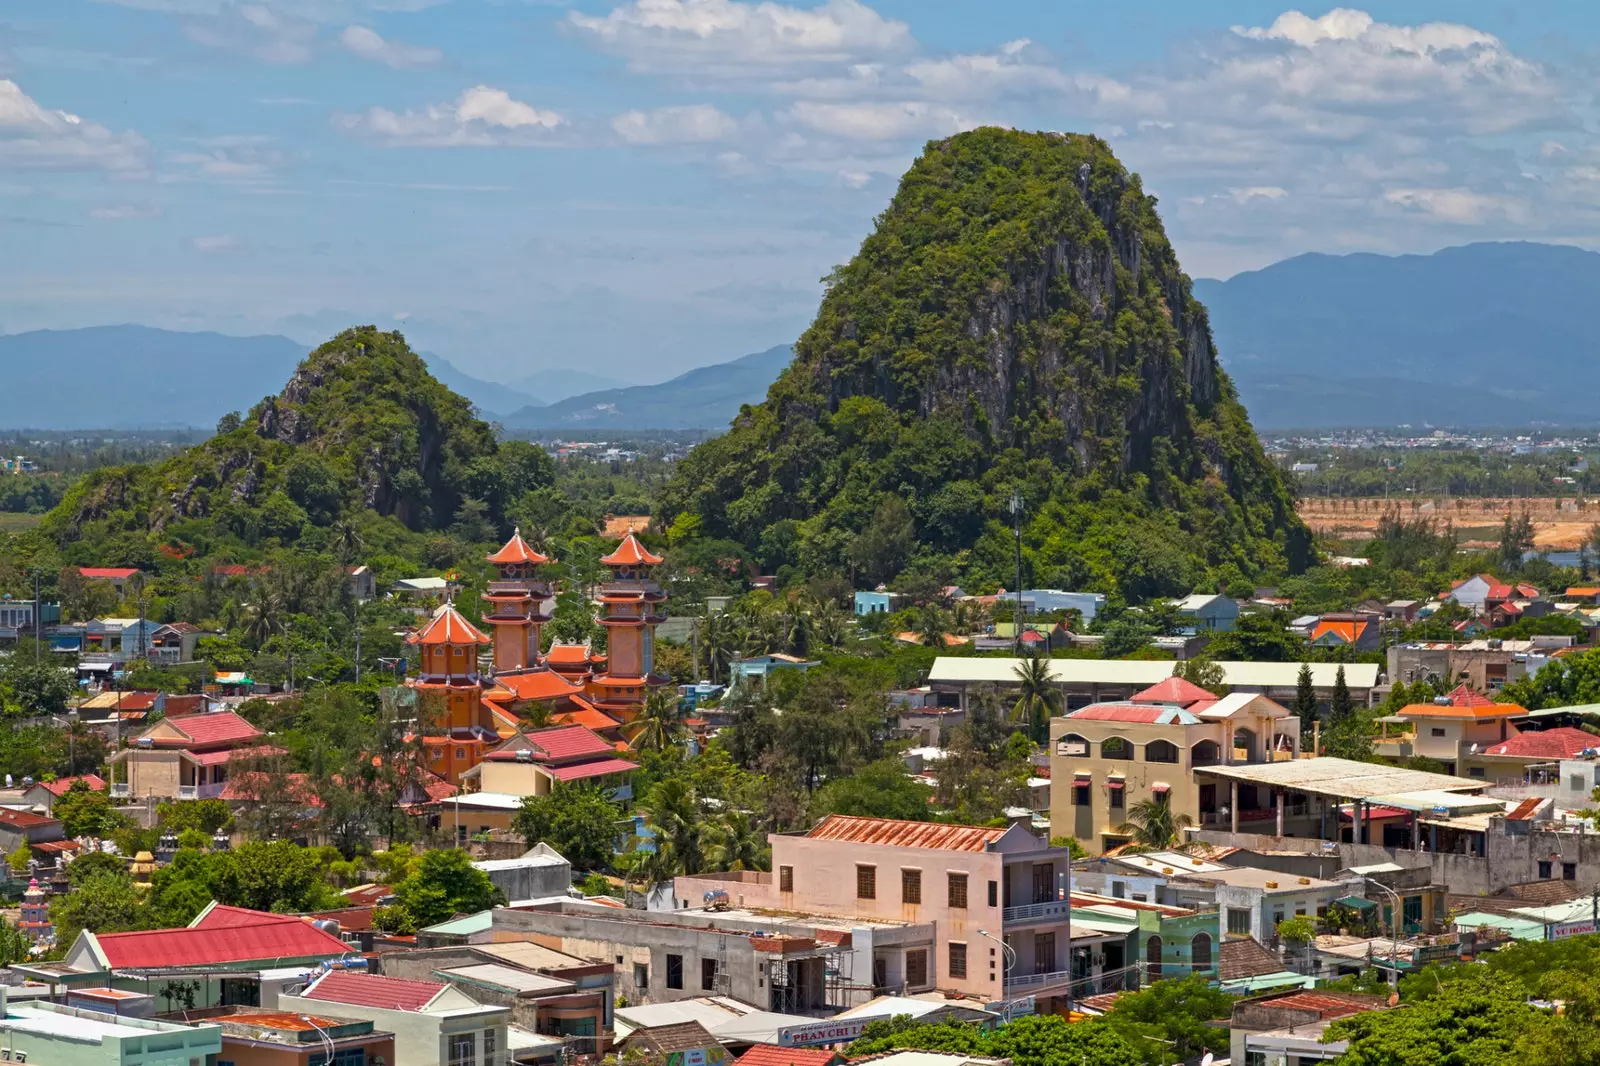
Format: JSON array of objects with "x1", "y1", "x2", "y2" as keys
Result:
[
  {"x1": 607, "y1": 783, "x2": 634, "y2": 802},
  {"x1": 1004, "y1": 968, "x2": 1075, "y2": 993},
  {"x1": 1003, "y1": 900, "x2": 1070, "y2": 923},
  {"x1": 110, "y1": 783, "x2": 130, "y2": 798},
  {"x1": 177, "y1": 785, "x2": 198, "y2": 800},
  {"x1": 197, "y1": 782, "x2": 226, "y2": 799}
]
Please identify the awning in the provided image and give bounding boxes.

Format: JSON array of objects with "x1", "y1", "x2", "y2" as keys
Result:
[
  {"x1": 77, "y1": 662, "x2": 112, "y2": 672},
  {"x1": 1333, "y1": 895, "x2": 1378, "y2": 912},
  {"x1": 1151, "y1": 783, "x2": 1171, "y2": 793},
  {"x1": 1106, "y1": 780, "x2": 1124, "y2": 790}
]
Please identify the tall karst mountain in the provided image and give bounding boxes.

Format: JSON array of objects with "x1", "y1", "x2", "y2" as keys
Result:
[
  {"x1": 44, "y1": 327, "x2": 552, "y2": 561},
  {"x1": 661, "y1": 129, "x2": 1310, "y2": 599}
]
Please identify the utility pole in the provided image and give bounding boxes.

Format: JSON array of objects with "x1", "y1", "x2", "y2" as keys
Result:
[
  {"x1": 354, "y1": 608, "x2": 362, "y2": 684},
  {"x1": 32, "y1": 568, "x2": 41, "y2": 666},
  {"x1": 1009, "y1": 492, "x2": 1024, "y2": 653}
]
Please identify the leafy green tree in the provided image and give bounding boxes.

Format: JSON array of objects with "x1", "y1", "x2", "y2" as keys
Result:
[
  {"x1": 1199, "y1": 611, "x2": 1307, "y2": 662},
  {"x1": 1330, "y1": 664, "x2": 1354, "y2": 722},
  {"x1": 812, "y1": 758, "x2": 935, "y2": 821},
  {"x1": 1293, "y1": 661, "x2": 1319, "y2": 736},
  {"x1": 2, "y1": 660, "x2": 74, "y2": 717},
  {"x1": 703, "y1": 810, "x2": 770, "y2": 873},
  {"x1": 66, "y1": 850, "x2": 129, "y2": 885},
  {"x1": 394, "y1": 848, "x2": 504, "y2": 927},
  {"x1": 50, "y1": 871, "x2": 141, "y2": 948},
  {"x1": 54, "y1": 783, "x2": 133, "y2": 839},
  {"x1": 1101, "y1": 973, "x2": 1233, "y2": 1061},
  {"x1": 630, "y1": 689, "x2": 684, "y2": 754},
  {"x1": 511, "y1": 786, "x2": 624, "y2": 872},
  {"x1": 209, "y1": 840, "x2": 343, "y2": 913},
  {"x1": 157, "y1": 799, "x2": 233, "y2": 835},
  {"x1": 1327, "y1": 968, "x2": 1540, "y2": 1066},
  {"x1": 1173, "y1": 658, "x2": 1228, "y2": 696},
  {"x1": 847, "y1": 1016, "x2": 1143, "y2": 1066}
]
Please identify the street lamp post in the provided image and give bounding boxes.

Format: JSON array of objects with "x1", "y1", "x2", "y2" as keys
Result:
[
  {"x1": 1359, "y1": 875, "x2": 1403, "y2": 988},
  {"x1": 299, "y1": 1014, "x2": 336, "y2": 1066},
  {"x1": 977, "y1": 928, "x2": 1017, "y2": 1021}
]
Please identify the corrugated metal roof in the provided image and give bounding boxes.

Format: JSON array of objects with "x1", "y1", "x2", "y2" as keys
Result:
[
  {"x1": 1066, "y1": 703, "x2": 1202, "y2": 725},
  {"x1": 303, "y1": 971, "x2": 446, "y2": 1012},
  {"x1": 806, "y1": 815, "x2": 1006, "y2": 852},
  {"x1": 1191, "y1": 756, "x2": 1482, "y2": 801}
]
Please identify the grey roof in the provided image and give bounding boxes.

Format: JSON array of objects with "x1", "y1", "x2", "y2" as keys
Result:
[{"x1": 1191, "y1": 756, "x2": 1483, "y2": 801}]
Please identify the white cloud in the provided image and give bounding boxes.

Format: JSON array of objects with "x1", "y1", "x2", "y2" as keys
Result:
[
  {"x1": 784, "y1": 100, "x2": 976, "y2": 142},
  {"x1": 569, "y1": 0, "x2": 912, "y2": 76},
  {"x1": 0, "y1": 79, "x2": 146, "y2": 172},
  {"x1": 191, "y1": 234, "x2": 240, "y2": 252},
  {"x1": 1229, "y1": 186, "x2": 1289, "y2": 203},
  {"x1": 1383, "y1": 187, "x2": 1527, "y2": 225},
  {"x1": 334, "y1": 85, "x2": 564, "y2": 147},
  {"x1": 338, "y1": 24, "x2": 442, "y2": 69},
  {"x1": 612, "y1": 104, "x2": 739, "y2": 145},
  {"x1": 184, "y1": 4, "x2": 317, "y2": 64},
  {"x1": 90, "y1": 202, "x2": 164, "y2": 220}
]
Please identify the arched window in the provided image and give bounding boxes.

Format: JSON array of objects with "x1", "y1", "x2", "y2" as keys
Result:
[
  {"x1": 1145, "y1": 739, "x2": 1180, "y2": 764},
  {"x1": 1055, "y1": 734, "x2": 1090, "y2": 757},
  {"x1": 1233, "y1": 727, "x2": 1259, "y2": 762},
  {"x1": 1191, "y1": 739, "x2": 1222, "y2": 767},
  {"x1": 1146, "y1": 935, "x2": 1162, "y2": 982},
  {"x1": 1191, "y1": 932, "x2": 1213, "y2": 974},
  {"x1": 1101, "y1": 736, "x2": 1134, "y2": 760}
]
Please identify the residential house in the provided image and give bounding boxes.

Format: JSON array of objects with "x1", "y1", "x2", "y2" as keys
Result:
[
  {"x1": 347, "y1": 565, "x2": 377, "y2": 602},
  {"x1": 1048, "y1": 683, "x2": 1302, "y2": 853},
  {"x1": 22, "y1": 774, "x2": 106, "y2": 815},
  {"x1": 0, "y1": 809, "x2": 71, "y2": 867},
  {"x1": 853, "y1": 591, "x2": 900, "y2": 616},
  {"x1": 1309, "y1": 613, "x2": 1382, "y2": 651},
  {"x1": 44, "y1": 904, "x2": 356, "y2": 1010},
  {"x1": 377, "y1": 941, "x2": 614, "y2": 1054},
  {"x1": 673, "y1": 814, "x2": 1096, "y2": 1013},
  {"x1": 471, "y1": 845, "x2": 572, "y2": 901},
  {"x1": 213, "y1": 1007, "x2": 395, "y2": 1066},
  {"x1": 77, "y1": 689, "x2": 164, "y2": 728},
  {"x1": 1373, "y1": 685, "x2": 1529, "y2": 778},
  {"x1": 145, "y1": 622, "x2": 208, "y2": 665},
  {"x1": 0, "y1": 597, "x2": 59, "y2": 641},
  {"x1": 78, "y1": 567, "x2": 141, "y2": 595},
  {"x1": 460, "y1": 725, "x2": 637, "y2": 801},
  {"x1": 1448, "y1": 575, "x2": 1541, "y2": 616},
  {"x1": 1228, "y1": 990, "x2": 1390, "y2": 1066},
  {"x1": 616, "y1": 1022, "x2": 728, "y2": 1066},
  {"x1": 1007, "y1": 590, "x2": 1106, "y2": 624},
  {"x1": 108, "y1": 711, "x2": 281, "y2": 801},
  {"x1": 1388, "y1": 638, "x2": 1570, "y2": 692},
  {"x1": 729, "y1": 654, "x2": 820, "y2": 691},
  {"x1": 283, "y1": 970, "x2": 510, "y2": 1066},
  {"x1": 1171, "y1": 594, "x2": 1239, "y2": 633},
  {"x1": 1385, "y1": 600, "x2": 1421, "y2": 623},
  {"x1": 0, "y1": 1000, "x2": 222, "y2": 1066},
  {"x1": 1214, "y1": 937, "x2": 1310, "y2": 995},
  {"x1": 83, "y1": 618, "x2": 163, "y2": 664}
]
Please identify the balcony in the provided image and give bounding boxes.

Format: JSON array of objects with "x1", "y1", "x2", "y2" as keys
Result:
[
  {"x1": 607, "y1": 783, "x2": 634, "y2": 802},
  {"x1": 110, "y1": 783, "x2": 130, "y2": 798},
  {"x1": 1004, "y1": 968, "x2": 1075, "y2": 993},
  {"x1": 197, "y1": 782, "x2": 226, "y2": 799},
  {"x1": 1002, "y1": 900, "x2": 1070, "y2": 924},
  {"x1": 177, "y1": 785, "x2": 198, "y2": 800}
]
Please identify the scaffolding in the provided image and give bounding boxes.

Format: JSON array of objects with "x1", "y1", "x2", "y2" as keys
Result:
[{"x1": 764, "y1": 943, "x2": 853, "y2": 1014}]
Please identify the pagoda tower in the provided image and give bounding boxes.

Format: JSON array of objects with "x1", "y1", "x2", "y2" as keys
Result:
[
  {"x1": 588, "y1": 533, "x2": 669, "y2": 723},
  {"x1": 482, "y1": 529, "x2": 553, "y2": 675},
  {"x1": 406, "y1": 602, "x2": 514, "y2": 784},
  {"x1": 17, "y1": 877, "x2": 50, "y2": 945}
]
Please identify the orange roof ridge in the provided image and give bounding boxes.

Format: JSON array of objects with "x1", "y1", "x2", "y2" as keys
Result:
[
  {"x1": 487, "y1": 527, "x2": 550, "y2": 566},
  {"x1": 806, "y1": 814, "x2": 1007, "y2": 852},
  {"x1": 600, "y1": 531, "x2": 663, "y2": 567},
  {"x1": 407, "y1": 602, "x2": 492, "y2": 646}
]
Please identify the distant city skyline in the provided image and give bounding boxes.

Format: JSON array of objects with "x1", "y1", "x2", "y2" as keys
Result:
[{"x1": 5, "y1": 1, "x2": 1598, "y2": 380}]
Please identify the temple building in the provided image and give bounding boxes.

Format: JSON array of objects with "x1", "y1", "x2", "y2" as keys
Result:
[
  {"x1": 481, "y1": 529, "x2": 553, "y2": 675},
  {"x1": 405, "y1": 602, "x2": 520, "y2": 786},
  {"x1": 18, "y1": 878, "x2": 50, "y2": 945},
  {"x1": 586, "y1": 533, "x2": 670, "y2": 724}
]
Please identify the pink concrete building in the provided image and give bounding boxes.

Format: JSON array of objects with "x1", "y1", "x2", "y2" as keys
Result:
[{"x1": 673, "y1": 816, "x2": 1095, "y2": 1013}]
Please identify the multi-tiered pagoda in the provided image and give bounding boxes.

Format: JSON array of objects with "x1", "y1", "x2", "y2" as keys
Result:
[{"x1": 586, "y1": 532, "x2": 670, "y2": 723}]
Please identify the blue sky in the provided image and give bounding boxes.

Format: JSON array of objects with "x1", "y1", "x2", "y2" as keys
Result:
[{"x1": 4, "y1": 2, "x2": 1597, "y2": 385}]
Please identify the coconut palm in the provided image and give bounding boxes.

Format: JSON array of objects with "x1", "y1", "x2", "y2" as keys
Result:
[
  {"x1": 698, "y1": 611, "x2": 740, "y2": 684},
  {"x1": 811, "y1": 600, "x2": 851, "y2": 651},
  {"x1": 916, "y1": 605, "x2": 951, "y2": 648},
  {"x1": 1011, "y1": 652, "x2": 1060, "y2": 744},
  {"x1": 629, "y1": 689, "x2": 684, "y2": 753},
  {"x1": 331, "y1": 519, "x2": 365, "y2": 564},
  {"x1": 637, "y1": 777, "x2": 704, "y2": 878},
  {"x1": 704, "y1": 810, "x2": 770, "y2": 872},
  {"x1": 1115, "y1": 797, "x2": 1195, "y2": 851}
]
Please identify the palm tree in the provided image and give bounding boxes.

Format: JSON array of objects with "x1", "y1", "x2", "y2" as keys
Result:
[
  {"x1": 704, "y1": 810, "x2": 770, "y2": 872},
  {"x1": 629, "y1": 689, "x2": 683, "y2": 753},
  {"x1": 331, "y1": 519, "x2": 365, "y2": 565},
  {"x1": 1011, "y1": 652, "x2": 1060, "y2": 744},
  {"x1": 916, "y1": 605, "x2": 951, "y2": 649},
  {"x1": 698, "y1": 612, "x2": 739, "y2": 684},
  {"x1": 811, "y1": 600, "x2": 851, "y2": 651},
  {"x1": 1115, "y1": 797, "x2": 1195, "y2": 851},
  {"x1": 638, "y1": 778, "x2": 704, "y2": 878}
]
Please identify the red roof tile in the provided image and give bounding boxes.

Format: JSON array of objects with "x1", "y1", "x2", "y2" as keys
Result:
[
  {"x1": 110, "y1": 692, "x2": 161, "y2": 713},
  {"x1": 1484, "y1": 727, "x2": 1600, "y2": 760},
  {"x1": 94, "y1": 914, "x2": 350, "y2": 969},
  {"x1": 1066, "y1": 703, "x2": 1203, "y2": 724},
  {"x1": 78, "y1": 567, "x2": 140, "y2": 580},
  {"x1": 524, "y1": 724, "x2": 616, "y2": 760},
  {"x1": 302, "y1": 970, "x2": 446, "y2": 1012},
  {"x1": 545, "y1": 643, "x2": 596, "y2": 665},
  {"x1": 0, "y1": 809, "x2": 59, "y2": 830},
  {"x1": 408, "y1": 603, "x2": 492, "y2": 647},
  {"x1": 551, "y1": 701, "x2": 622, "y2": 734},
  {"x1": 191, "y1": 904, "x2": 302, "y2": 930},
  {"x1": 34, "y1": 774, "x2": 106, "y2": 797},
  {"x1": 486, "y1": 530, "x2": 549, "y2": 566},
  {"x1": 1131, "y1": 677, "x2": 1217, "y2": 707},
  {"x1": 166, "y1": 711, "x2": 262, "y2": 746},
  {"x1": 735, "y1": 1046, "x2": 840, "y2": 1066},
  {"x1": 806, "y1": 814, "x2": 1006, "y2": 853},
  {"x1": 600, "y1": 532, "x2": 663, "y2": 567},
  {"x1": 1263, "y1": 992, "x2": 1386, "y2": 1019},
  {"x1": 547, "y1": 756, "x2": 640, "y2": 781}
]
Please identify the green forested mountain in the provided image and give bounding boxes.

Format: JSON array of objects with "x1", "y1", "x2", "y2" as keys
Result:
[
  {"x1": 660, "y1": 129, "x2": 1310, "y2": 599},
  {"x1": 40, "y1": 327, "x2": 553, "y2": 565}
]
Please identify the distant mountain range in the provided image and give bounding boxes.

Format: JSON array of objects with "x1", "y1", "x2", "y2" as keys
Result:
[
  {"x1": 501, "y1": 345, "x2": 795, "y2": 431},
  {"x1": 1196, "y1": 241, "x2": 1600, "y2": 428}
]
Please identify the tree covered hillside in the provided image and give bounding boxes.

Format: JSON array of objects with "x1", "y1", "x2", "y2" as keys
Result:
[
  {"x1": 660, "y1": 129, "x2": 1310, "y2": 600},
  {"x1": 39, "y1": 327, "x2": 553, "y2": 566}
]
